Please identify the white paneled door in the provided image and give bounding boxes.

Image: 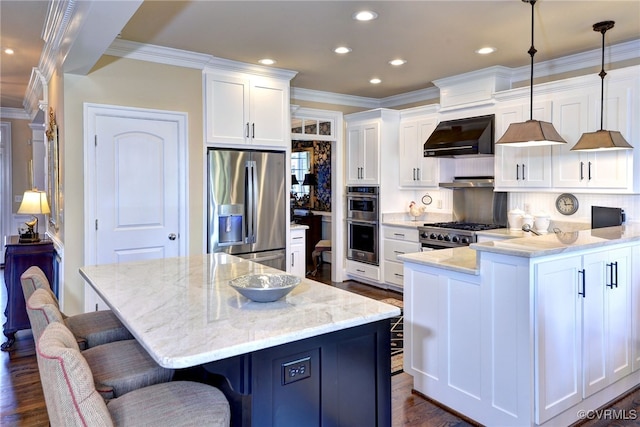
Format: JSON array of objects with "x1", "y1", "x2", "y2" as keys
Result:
[{"x1": 84, "y1": 105, "x2": 187, "y2": 310}]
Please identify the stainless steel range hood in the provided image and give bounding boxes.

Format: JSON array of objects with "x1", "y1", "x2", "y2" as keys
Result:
[{"x1": 424, "y1": 114, "x2": 495, "y2": 157}]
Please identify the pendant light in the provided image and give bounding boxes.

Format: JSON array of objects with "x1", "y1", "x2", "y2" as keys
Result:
[
  {"x1": 570, "y1": 21, "x2": 633, "y2": 151},
  {"x1": 496, "y1": 0, "x2": 567, "y2": 147}
]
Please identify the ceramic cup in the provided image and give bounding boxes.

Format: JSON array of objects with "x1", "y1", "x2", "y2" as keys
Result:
[
  {"x1": 508, "y1": 209, "x2": 524, "y2": 231},
  {"x1": 534, "y1": 215, "x2": 550, "y2": 233}
]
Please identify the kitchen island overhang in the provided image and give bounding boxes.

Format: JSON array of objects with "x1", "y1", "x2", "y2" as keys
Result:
[{"x1": 79, "y1": 253, "x2": 400, "y2": 427}]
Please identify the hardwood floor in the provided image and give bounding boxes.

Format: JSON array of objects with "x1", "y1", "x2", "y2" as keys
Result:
[{"x1": 1, "y1": 263, "x2": 639, "y2": 426}]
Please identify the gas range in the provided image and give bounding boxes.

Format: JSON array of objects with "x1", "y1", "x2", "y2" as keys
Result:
[{"x1": 419, "y1": 222, "x2": 504, "y2": 249}]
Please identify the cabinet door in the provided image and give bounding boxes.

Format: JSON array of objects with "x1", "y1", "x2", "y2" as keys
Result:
[
  {"x1": 250, "y1": 78, "x2": 288, "y2": 147},
  {"x1": 416, "y1": 119, "x2": 440, "y2": 187},
  {"x1": 346, "y1": 126, "x2": 363, "y2": 184},
  {"x1": 205, "y1": 73, "x2": 250, "y2": 144},
  {"x1": 535, "y1": 256, "x2": 583, "y2": 424},
  {"x1": 290, "y1": 231, "x2": 306, "y2": 277},
  {"x1": 552, "y1": 95, "x2": 590, "y2": 187},
  {"x1": 398, "y1": 120, "x2": 419, "y2": 186},
  {"x1": 360, "y1": 122, "x2": 379, "y2": 184},
  {"x1": 495, "y1": 103, "x2": 552, "y2": 189}
]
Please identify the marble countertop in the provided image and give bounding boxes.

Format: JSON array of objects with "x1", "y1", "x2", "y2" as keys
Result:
[
  {"x1": 291, "y1": 223, "x2": 309, "y2": 230},
  {"x1": 398, "y1": 224, "x2": 640, "y2": 273},
  {"x1": 79, "y1": 254, "x2": 400, "y2": 369},
  {"x1": 382, "y1": 220, "x2": 425, "y2": 229},
  {"x1": 471, "y1": 224, "x2": 640, "y2": 258},
  {"x1": 398, "y1": 247, "x2": 479, "y2": 275}
]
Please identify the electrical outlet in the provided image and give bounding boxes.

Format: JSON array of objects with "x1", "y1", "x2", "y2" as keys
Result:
[
  {"x1": 282, "y1": 356, "x2": 311, "y2": 385},
  {"x1": 14, "y1": 195, "x2": 23, "y2": 203},
  {"x1": 437, "y1": 199, "x2": 443, "y2": 209}
]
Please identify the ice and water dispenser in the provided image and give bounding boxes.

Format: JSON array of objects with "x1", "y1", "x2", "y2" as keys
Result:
[{"x1": 217, "y1": 204, "x2": 244, "y2": 246}]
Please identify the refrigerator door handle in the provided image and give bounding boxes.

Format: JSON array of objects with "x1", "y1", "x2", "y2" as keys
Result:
[{"x1": 246, "y1": 160, "x2": 258, "y2": 244}]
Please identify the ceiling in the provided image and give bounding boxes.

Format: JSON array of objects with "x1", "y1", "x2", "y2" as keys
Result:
[{"x1": 1, "y1": 1, "x2": 639, "y2": 110}]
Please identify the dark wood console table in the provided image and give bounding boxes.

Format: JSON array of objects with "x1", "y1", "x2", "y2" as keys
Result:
[{"x1": 2, "y1": 236, "x2": 56, "y2": 350}]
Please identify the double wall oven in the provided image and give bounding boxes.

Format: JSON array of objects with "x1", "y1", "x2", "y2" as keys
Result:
[{"x1": 346, "y1": 186, "x2": 379, "y2": 265}]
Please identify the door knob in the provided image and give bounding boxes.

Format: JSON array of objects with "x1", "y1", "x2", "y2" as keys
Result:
[{"x1": 168, "y1": 233, "x2": 177, "y2": 240}]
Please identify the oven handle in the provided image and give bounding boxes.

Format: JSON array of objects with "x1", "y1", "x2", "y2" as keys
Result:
[
  {"x1": 347, "y1": 195, "x2": 378, "y2": 201},
  {"x1": 347, "y1": 219, "x2": 378, "y2": 226}
]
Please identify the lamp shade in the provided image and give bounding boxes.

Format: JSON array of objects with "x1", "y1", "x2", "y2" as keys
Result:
[
  {"x1": 496, "y1": 120, "x2": 567, "y2": 147},
  {"x1": 291, "y1": 174, "x2": 299, "y2": 185},
  {"x1": 571, "y1": 130, "x2": 633, "y2": 151},
  {"x1": 302, "y1": 173, "x2": 317, "y2": 186},
  {"x1": 18, "y1": 190, "x2": 50, "y2": 215}
]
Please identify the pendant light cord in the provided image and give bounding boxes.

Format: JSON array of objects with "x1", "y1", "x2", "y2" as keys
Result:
[
  {"x1": 527, "y1": 0, "x2": 538, "y2": 121},
  {"x1": 598, "y1": 27, "x2": 607, "y2": 131}
]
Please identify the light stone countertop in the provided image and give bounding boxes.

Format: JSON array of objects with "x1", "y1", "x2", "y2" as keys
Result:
[
  {"x1": 471, "y1": 224, "x2": 640, "y2": 258},
  {"x1": 382, "y1": 220, "x2": 426, "y2": 229},
  {"x1": 79, "y1": 253, "x2": 400, "y2": 369},
  {"x1": 291, "y1": 223, "x2": 309, "y2": 230},
  {"x1": 398, "y1": 224, "x2": 640, "y2": 274},
  {"x1": 398, "y1": 247, "x2": 479, "y2": 275}
]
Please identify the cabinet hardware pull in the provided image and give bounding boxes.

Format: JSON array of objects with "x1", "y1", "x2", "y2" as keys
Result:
[
  {"x1": 252, "y1": 123, "x2": 255, "y2": 139},
  {"x1": 580, "y1": 162, "x2": 584, "y2": 181},
  {"x1": 412, "y1": 168, "x2": 416, "y2": 180},
  {"x1": 246, "y1": 122, "x2": 250, "y2": 138},
  {"x1": 394, "y1": 273, "x2": 404, "y2": 278},
  {"x1": 588, "y1": 161, "x2": 592, "y2": 181},
  {"x1": 417, "y1": 168, "x2": 420, "y2": 181},
  {"x1": 578, "y1": 269, "x2": 586, "y2": 297},
  {"x1": 522, "y1": 164, "x2": 526, "y2": 180},
  {"x1": 356, "y1": 269, "x2": 365, "y2": 273},
  {"x1": 606, "y1": 262, "x2": 614, "y2": 288},
  {"x1": 291, "y1": 253, "x2": 294, "y2": 267},
  {"x1": 394, "y1": 250, "x2": 405, "y2": 255},
  {"x1": 612, "y1": 261, "x2": 618, "y2": 288},
  {"x1": 293, "y1": 236, "x2": 303, "y2": 240},
  {"x1": 393, "y1": 233, "x2": 405, "y2": 237},
  {"x1": 516, "y1": 164, "x2": 520, "y2": 180}
]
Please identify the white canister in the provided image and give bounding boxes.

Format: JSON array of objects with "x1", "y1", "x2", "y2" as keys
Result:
[
  {"x1": 522, "y1": 213, "x2": 534, "y2": 229},
  {"x1": 508, "y1": 209, "x2": 524, "y2": 231},
  {"x1": 534, "y1": 212, "x2": 551, "y2": 233}
]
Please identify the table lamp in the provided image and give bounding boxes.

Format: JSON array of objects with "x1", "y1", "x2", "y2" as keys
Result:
[{"x1": 17, "y1": 189, "x2": 50, "y2": 242}]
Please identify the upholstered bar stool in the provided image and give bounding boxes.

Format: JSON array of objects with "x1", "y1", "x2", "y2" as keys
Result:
[
  {"x1": 26, "y1": 288, "x2": 174, "y2": 399},
  {"x1": 37, "y1": 322, "x2": 231, "y2": 427},
  {"x1": 21, "y1": 266, "x2": 133, "y2": 349},
  {"x1": 310, "y1": 239, "x2": 331, "y2": 276}
]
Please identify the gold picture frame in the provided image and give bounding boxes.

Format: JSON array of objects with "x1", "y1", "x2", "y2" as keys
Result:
[{"x1": 45, "y1": 107, "x2": 60, "y2": 231}]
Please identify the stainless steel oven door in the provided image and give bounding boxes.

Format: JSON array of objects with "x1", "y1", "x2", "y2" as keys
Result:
[
  {"x1": 347, "y1": 220, "x2": 379, "y2": 265},
  {"x1": 347, "y1": 195, "x2": 378, "y2": 222},
  {"x1": 421, "y1": 242, "x2": 457, "y2": 251}
]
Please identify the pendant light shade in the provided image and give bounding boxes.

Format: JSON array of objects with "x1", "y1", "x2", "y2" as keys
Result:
[
  {"x1": 571, "y1": 21, "x2": 633, "y2": 151},
  {"x1": 496, "y1": 0, "x2": 566, "y2": 147}
]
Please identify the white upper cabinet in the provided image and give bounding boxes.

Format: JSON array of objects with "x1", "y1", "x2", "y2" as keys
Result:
[
  {"x1": 346, "y1": 121, "x2": 379, "y2": 185},
  {"x1": 552, "y1": 83, "x2": 633, "y2": 190},
  {"x1": 495, "y1": 102, "x2": 552, "y2": 190},
  {"x1": 204, "y1": 60, "x2": 296, "y2": 149},
  {"x1": 399, "y1": 116, "x2": 453, "y2": 188}
]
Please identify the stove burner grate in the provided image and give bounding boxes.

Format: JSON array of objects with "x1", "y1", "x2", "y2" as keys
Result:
[{"x1": 422, "y1": 222, "x2": 504, "y2": 232}]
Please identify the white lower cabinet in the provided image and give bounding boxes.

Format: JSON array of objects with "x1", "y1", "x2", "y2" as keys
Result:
[
  {"x1": 383, "y1": 226, "x2": 419, "y2": 290},
  {"x1": 290, "y1": 228, "x2": 306, "y2": 277},
  {"x1": 404, "y1": 241, "x2": 639, "y2": 426},
  {"x1": 345, "y1": 259, "x2": 380, "y2": 282}
]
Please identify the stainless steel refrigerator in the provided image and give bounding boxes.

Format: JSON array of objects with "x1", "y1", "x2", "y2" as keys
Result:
[{"x1": 207, "y1": 148, "x2": 287, "y2": 271}]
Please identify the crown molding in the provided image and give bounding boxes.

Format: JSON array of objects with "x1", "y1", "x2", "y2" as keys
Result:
[
  {"x1": 0, "y1": 108, "x2": 30, "y2": 120},
  {"x1": 106, "y1": 39, "x2": 212, "y2": 70}
]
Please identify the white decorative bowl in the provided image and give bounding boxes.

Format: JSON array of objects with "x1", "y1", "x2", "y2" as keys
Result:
[{"x1": 229, "y1": 273, "x2": 301, "y2": 302}]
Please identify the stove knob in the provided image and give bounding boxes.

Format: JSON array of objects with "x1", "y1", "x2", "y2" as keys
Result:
[
  {"x1": 452, "y1": 235, "x2": 459, "y2": 243},
  {"x1": 430, "y1": 233, "x2": 437, "y2": 240},
  {"x1": 420, "y1": 232, "x2": 427, "y2": 239},
  {"x1": 437, "y1": 234, "x2": 444, "y2": 241},
  {"x1": 460, "y1": 237, "x2": 470, "y2": 244},
  {"x1": 444, "y1": 235, "x2": 451, "y2": 242}
]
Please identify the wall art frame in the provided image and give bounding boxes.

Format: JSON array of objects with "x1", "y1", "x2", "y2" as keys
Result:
[{"x1": 45, "y1": 107, "x2": 60, "y2": 231}]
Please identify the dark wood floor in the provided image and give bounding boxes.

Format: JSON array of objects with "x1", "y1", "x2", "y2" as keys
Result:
[{"x1": 1, "y1": 263, "x2": 639, "y2": 426}]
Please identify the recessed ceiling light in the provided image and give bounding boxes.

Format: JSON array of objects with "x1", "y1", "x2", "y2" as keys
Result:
[
  {"x1": 370, "y1": 78, "x2": 382, "y2": 85},
  {"x1": 476, "y1": 47, "x2": 497, "y2": 55},
  {"x1": 334, "y1": 46, "x2": 352, "y2": 54},
  {"x1": 389, "y1": 59, "x2": 407, "y2": 66},
  {"x1": 258, "y1": 58, "x2": 276, "y2": 65},
  {"x1": 353, "y1": 10, "x2": 378, "y2": 21},
  {"x1": 4, "y1": 48, "x2": 14, "y2": 55}
]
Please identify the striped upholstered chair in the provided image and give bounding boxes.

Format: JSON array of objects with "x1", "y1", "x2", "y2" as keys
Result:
[
  {"x1": 26, "y1": 288, "x2": 174, "y2": 400},
  {"x1": 37, "y1": 322, "x2": 231, "y2": 427},
  {"x1": 21, "y1": 266, "x2": 133, "y2": 349}
]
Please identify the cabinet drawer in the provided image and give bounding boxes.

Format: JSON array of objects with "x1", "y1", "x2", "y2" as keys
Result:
[
  {"x1": 346, "y1": 260, "x2": 380, "y2": 281},
  {"x1": 384, "y1": 261, "x2": 405, "y2": 286},
  {"x1": 384, "y1": 239, "x2": 419, "y2": 261},
  {"x1": 383, "y1": 226, "x2": 419, "y2": 242}
]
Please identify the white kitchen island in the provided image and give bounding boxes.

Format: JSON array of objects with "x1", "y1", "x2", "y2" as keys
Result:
[
  {"x1": 80, "y1": 253, "x2": 399, "y2": 427},
  {"x1": 399, "y1": 225, "x2": 640, "y2": 426}
]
